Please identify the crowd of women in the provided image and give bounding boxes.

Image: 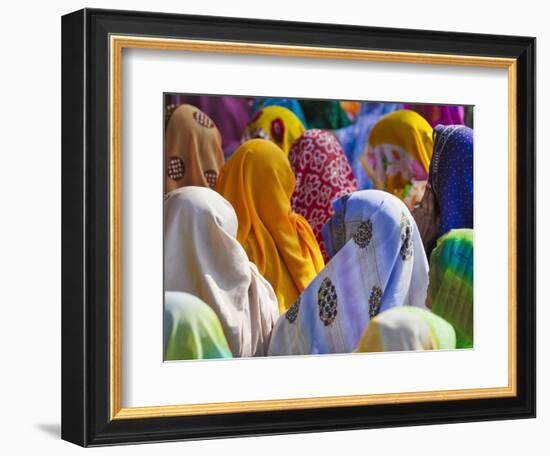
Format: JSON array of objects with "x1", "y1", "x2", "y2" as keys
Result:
[{"x1": 163, "y1": 95, "x2": 474, "y2": 361}]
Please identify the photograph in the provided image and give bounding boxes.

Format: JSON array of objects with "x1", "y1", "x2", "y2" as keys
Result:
[{"x1": 163, "y1": 95, "x2": 474, "y2": 361}]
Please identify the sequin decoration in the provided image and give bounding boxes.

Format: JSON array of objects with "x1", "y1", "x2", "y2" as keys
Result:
[
  {"x1": 352, "y1": 220, "x2": 373, "y2": 249},
  {"x1": 165, "y1": 103, "x2": 179, "y2": 124},
  {"x1": 271, "y1": 118, "x2": 285, "y2": 143},
  {"x1": 368, "y1": 286, "x2": 383, "y2": 319},
  {"x1": 285, "y1": 298, "x2": 300, "y2": 323},
  {"x1": 204, "y1": 170, "x2": 218, "y2": 189},
  {"x1": 317, "y1": 277, "x2": 338, "y2": 326},
  {"x1": 192, "y1": 110, "x2": 215, "y2": 128},
  {"x1": 400, "y1": 213, "x2": 413, "y2": 260},
  {"x1": 167, "y1": 156, "x2": 185, "y2": 181},
  {"x1": 241, "y1": 127, "x2": 271, "y2": 143}
]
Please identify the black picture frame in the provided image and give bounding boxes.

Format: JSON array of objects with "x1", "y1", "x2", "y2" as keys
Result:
[{"x1": 62, "y1": 8, "x2": 536, "y2": 447}]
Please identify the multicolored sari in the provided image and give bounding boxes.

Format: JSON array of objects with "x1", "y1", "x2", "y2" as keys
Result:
[
  {"x1": 361, "y1": 110, "x2": 434, "y2": 209},
  {"x1": 335, "y1": 102, "x2": 403, "y2": 189},
  {"x1": 289, "y1": 129, "x2": 358, "y2": 261},
  {"x1": 269, "y1": 190, "x2": 429, "y2": 356},
  {"x1": 354, "y1": 306, "x2": 456, "y2": 353},
  {"x1": 215, "y1": 139, "x2": 324, "y2": 313},
  {"x1": 428, "y1": 229, "x2": 474, "y2": 349},
  {"x1": 164, "y1": 292, "x2": 233, "y2": 360}
]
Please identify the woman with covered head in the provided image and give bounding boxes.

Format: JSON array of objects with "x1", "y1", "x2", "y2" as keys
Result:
[
  {"x1": 268, "y1": 190, "x2": 429, "y2": 356},
  {"x1": 215, "y1": 139, "x2": 324, "y2": 313},
  {"x1": 427, "y1": 229, "x2": 474, "y2": 349},
  {"x1": 362, "y1": 110, "x2": 434, "y2": 210},
  {"x1": 241, "y1": 105, "x2": 305, "y2": 156},
  {"x1": 164, "y1": 292, "x2": 233, "y2": 361},
  {"x1": 289, "y1": 129, "x2": 358, "y2": 261},
  {"x1": 164, "y1": 104, "x2": 225, "y2": 192},
  {"x1": 412, "y1": 125, "x2": 474, "y2": 256},
  {"x1": 354, "y1": 306, "x2": 456, "y2": 353},
  {"x1": 164, "y1": 186, "x2": 279, "y2": 358}
]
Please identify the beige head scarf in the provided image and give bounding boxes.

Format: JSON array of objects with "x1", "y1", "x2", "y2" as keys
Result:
[
  {"x1": 164, "y1": 186, "x2": 280, "y2": 357},
  {"x1": 164, "y1": 104, "x2": 224, "y2": 192}
]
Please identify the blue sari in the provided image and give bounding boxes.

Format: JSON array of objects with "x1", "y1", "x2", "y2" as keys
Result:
[{"x1": 430, "y1": 125, "x2": 474, "y2": 236}]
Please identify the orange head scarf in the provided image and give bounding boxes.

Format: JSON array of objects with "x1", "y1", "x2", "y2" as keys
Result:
[
  {"x1": 164, "y1": 104, "x2": 224, "y2": 192},
  {"x1": 215, "y1": 139, "x2": 324, "y2": 312}
]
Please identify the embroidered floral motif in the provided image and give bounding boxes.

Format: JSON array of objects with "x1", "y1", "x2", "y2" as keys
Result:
[
  {"x1": 271, "y1": 118, "x2": 285, "y2": 143},
  {"x1": 285, "y1": 297, "x2": 300, "y2": 323},
  {"x1": 167, "y1": 156, "x2": 185, "y2": 181},
  {"x1": 400, "y1": 213, "x2": 413, "y2": 260},
  {"x1": 352, "y1": 220, "x2": 373, "y2": 249},
  {"x1": 317, "y1": 277, "x2": 338, "y2": 326},
  {"x1": 204, "y1": 170, "x2": 218, "y2": 189},
  {"x1": 192, "y1": 110, "x2": 215, "y2": 128},
  {"x1": 368, "y1": 286, "x2": 383, "y2": 319}
]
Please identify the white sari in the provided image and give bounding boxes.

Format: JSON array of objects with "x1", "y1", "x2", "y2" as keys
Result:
[
  {"x1": 268, "y1": 190, "x2": 429, "y2": 356},
  {"x1": 164, "y1": 186, "x2": 279, "y2": 357}
]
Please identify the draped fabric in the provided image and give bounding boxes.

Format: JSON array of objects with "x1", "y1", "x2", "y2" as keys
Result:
[
  {"x1": 354, "y1": 306, "x2": 456, "y2": 352},
  {"x1": 165, "y1": 95, "x2": 252, "y2": 155},
  {"x1": 251, "y1": 98, "x2": 308, "y2": 127},
  {"x1": 289, "y1": 129, "x2": 358, "y2": 261},
  {"x1": 215, "y1": 139, "x2": 325, "y2": 313},
  {"x1": 164, "y1": 186, "x2": 279, "y2": 357},
  {"x1": 269, "y1": 190, "x2": 429, "y2": 356},
  {"x1": 241, "y1": 105, "x2": 305, "y2": 155},
  {"x1": 404, "y1": 103, "x2": 465, "y2": 127},
  {"x1": 164, "y1": 104, "x2": 225, "y2": 192},
  {"x1": 430, "y1": 125, "x2": 474, "y2": 236},
  {"x1": 429, "y1": 229, "x2": 474, "y2": 349},
  {"x1": 335, "y1": 102, "x2": 403, "y2": 189},
  {"x1": 300, "y1": 100, "x2": 352, "y2": 129},
  {"x1": 164, "y1": 292, "x2": 233, "y2": 360},
  {"x1": 361, "y1": 110, "x2": 434, "y2": 209}
]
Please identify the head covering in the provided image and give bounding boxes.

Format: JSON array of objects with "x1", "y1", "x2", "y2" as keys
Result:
[
  {"x1": 241, "y1": 105, "x2": 305, "y2": 155},
  {"x1": 430, "y1": 125, "x2": 474, "y2": 236},
  {"x1": 362, "y1": 110, "x2": 434, "y2": 209},
  {"x1": 269, "y1": 190, "x2": 429, "y2": 356},
  {"x1": 404, "y1": 103, "x2": 465, "y2": 127},
  {"x1": 164, "y1": 292, "x2": 233, "y2": 360},
  {"x1": 289, "y1": 129, "x2": 358, "y2": 261},
  {"x1": 251, "y1": 98, "x2": 308, "y2": 127},
  {"x1": 164, "y1": 186, "x2": 279, "y2": 357},
  {"x1": 336, "y1": 102, "x2": 403, "y2": 189},
  {"x1": 164, "y1": 104, "x2": 225, "y2": 192},
  {"x1": 215, "y1": 139, "x2": 324, "y2": 313},
  {"x1": 340, "y1": 101, "x2": 362, "y2": 121},
  {"x1": 300, "y1": 100, "x2": 352, "y2": 129},
  {"x1": 165, "y1": 95, "x2": 252, "y2": 155},
  {"x1": 354, "y1": 306, "x2": 456, "y2": 352},
  {"x1": 429, "y1": 229, "x2": 474, "y2": 349}
]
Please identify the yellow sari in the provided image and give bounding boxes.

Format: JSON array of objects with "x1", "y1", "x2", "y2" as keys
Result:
[
  {"x1": 215, "y1": 139, "x2": 324, "y2": 312},
  {"x1": 241, "y1": 105, "x2": 305, "y2": 155},
  {"x1": 362, "y1": 110, "x2": 433, "y2": 209}
]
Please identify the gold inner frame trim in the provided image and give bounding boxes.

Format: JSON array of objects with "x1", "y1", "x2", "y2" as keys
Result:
[{"x1": 109, "y1": 35, "x2": 518, "y2": 421}]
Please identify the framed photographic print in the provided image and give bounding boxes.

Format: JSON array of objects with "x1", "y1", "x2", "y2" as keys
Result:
[{"x1": 61, "y1": 8, "x2": 536, "y2": 447}]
